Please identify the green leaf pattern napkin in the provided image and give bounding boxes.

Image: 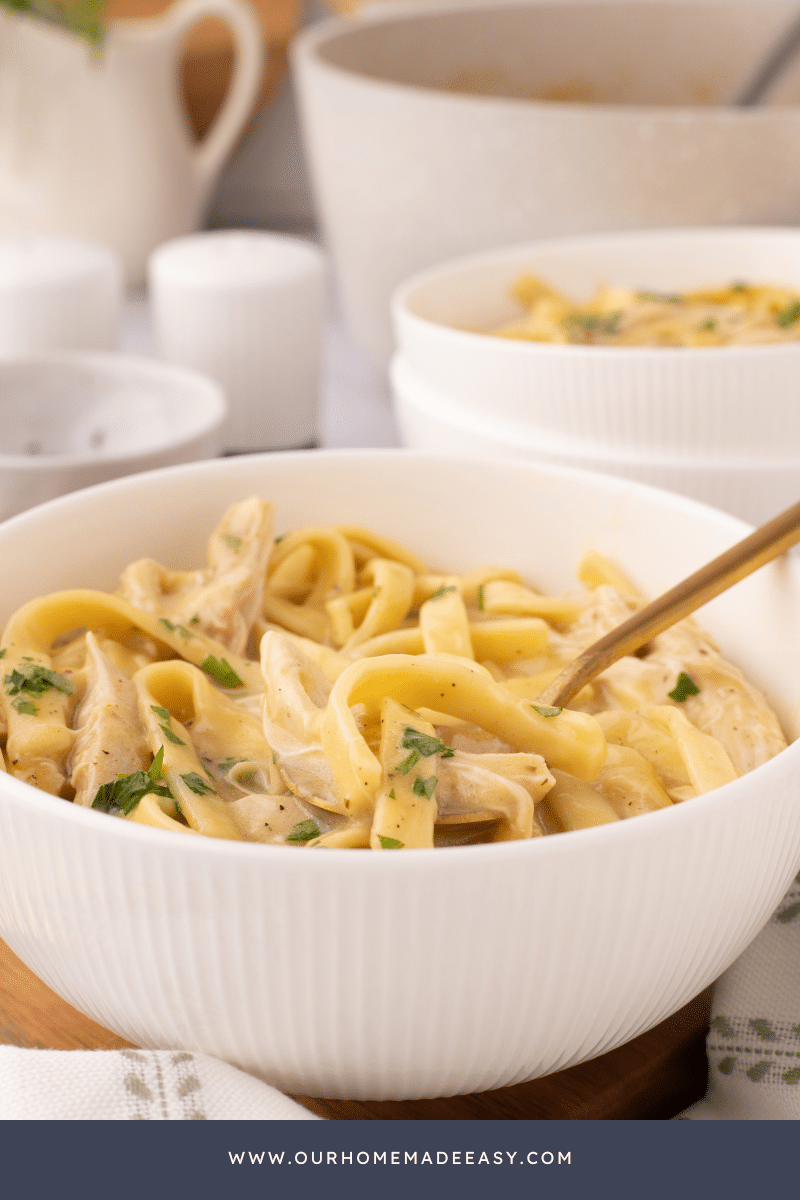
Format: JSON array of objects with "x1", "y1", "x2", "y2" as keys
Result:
[{"x1": 682, "y1": 871, "x2": 800, "y2": 1119}]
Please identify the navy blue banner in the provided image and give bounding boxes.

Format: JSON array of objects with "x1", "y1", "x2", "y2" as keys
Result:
[{"x1": 0, "y1": 1118, "x2": 795, "y2": 1200}]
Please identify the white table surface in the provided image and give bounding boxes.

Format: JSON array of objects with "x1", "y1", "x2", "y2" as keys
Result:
[{"x1": 121, "y1": 285, "x2": 401, "y2": 453}]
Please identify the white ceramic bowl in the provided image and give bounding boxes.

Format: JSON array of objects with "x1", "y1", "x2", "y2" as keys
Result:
[
  {"x1": 391, "y1": 354, "x2": 800, "y2": 526},
  {"x1": 0, "y1": 353, "x2": 227, "y2": 520},
  {"x1": 1, "y1": 450, "x2": 800, "y2": 1100},
  {"x1": 392, "y1": 228, "x2": 800, "y2": 460},
  {"x1": 293, "y1": 0, "x2": 800, "y2": 364}
]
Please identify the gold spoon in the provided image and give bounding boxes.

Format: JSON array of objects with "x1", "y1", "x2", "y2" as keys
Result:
[
  {"x1": 433, "y1": 498, "x2": 800, "y2": 827},
  {"x1": 538, "y1": 497, "x2": 800, "y2": 709}
]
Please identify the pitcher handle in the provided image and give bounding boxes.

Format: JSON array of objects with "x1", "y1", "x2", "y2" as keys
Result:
[{"x1": 165, "y1": 0, "x2": 264, "y2": 186}]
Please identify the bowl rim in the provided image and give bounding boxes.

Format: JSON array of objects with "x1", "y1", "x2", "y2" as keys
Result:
[
  {"x1": 391, "y1": 226, "x2": 800, "y2": 362},
  {"x1": 292, "y1": 0, "x2": 800, "y2": 120},
  {"x1": 0, "y1": 351, "x2": 228, "y2": 469},
  {"x1": 0, "y1": 445, "x2": 792, "y2": 870}
]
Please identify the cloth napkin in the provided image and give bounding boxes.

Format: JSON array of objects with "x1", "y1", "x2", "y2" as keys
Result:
[
  {"x1": 0, "y1": 1045, "x2": 321, "y2": 1120},
  {"x1": 681, "y1": 869, "x2": 800, "y2": 1119}
]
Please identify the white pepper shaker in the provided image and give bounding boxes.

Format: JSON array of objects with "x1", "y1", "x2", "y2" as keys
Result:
[
  {"x1": 148, "y1": 231, "x2": 326, "y2": 452},
  {"x1": 0, "y1": 235, "x2": 122, "y2": 355}
]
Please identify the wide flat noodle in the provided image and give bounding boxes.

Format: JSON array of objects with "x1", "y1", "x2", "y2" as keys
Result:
[{"x1": 0, "y1": 501, "x2": 787, "y2": 850}]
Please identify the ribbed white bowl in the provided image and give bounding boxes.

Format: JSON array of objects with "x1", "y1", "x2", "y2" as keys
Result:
[
  {"x1": 392, "y1": 228, "x2": 800, "y2": 460},
  {"x1": 391, "y1": 354, "x2": 800, "y2": 526},
  {"x1": 1, "y1": 450, "x2": 800, "y2": 1099}
]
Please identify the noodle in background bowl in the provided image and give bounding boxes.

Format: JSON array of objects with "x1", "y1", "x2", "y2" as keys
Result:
[
  {"x1": 391, "y1": 227, "x2": 800, "y2": 463},
  {"x1": 2, "y1": 450, "x2": 800, "y2": 1100}
]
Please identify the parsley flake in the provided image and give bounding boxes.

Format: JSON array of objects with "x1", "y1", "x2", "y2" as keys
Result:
[
  {"x1": 565, "y1": 311, "x2": 623, "y2": 341},
  {"x1": 0, "y1": 649, "x2": 6, "y2": 659},
  {"x1": 378, "y1": 835, "x2": 404, "y2": 849},
  {"x1": 401, "y1": 727, "x2": 455, "y2": 759},
  {"x1": 91, "y1": 747, "x2": 170, "y2": 817},
  {"x1": 285, "y1": 819, "x2": 321, "y2": 844},
  {"x1": 223, "y1": 534, "x2": 242, "y2": 551},
  {"x1": 201, "y1": 656, "x2": 245, "y2": 688},
  {"x1": 11, "y1": 697, "x2": 37, "y2": 716},
  {"x1": 668, "y1": 672, "x2": 700, "y2": 702},
  {"x1": 778, "y1": 301, "x2": 800, "y2": 328},
  {"x1": 5, "y1": 662, "x2": 74, "y2": 698},
  {"x1": 638, "y1": 291, "x2": 683, "y2": 304},
  {"x1": 477, "y1": 583, "x2": 485, "y2": 610},
  {"x1": 412, "y1": 775, "x2": 437, "y2": 799},
  {"x1": 159, "y1": 618, "x2": 192, "y2": 639},
  {"x1": 532, "y1": 704, "x2": 562, "y2": 718},
  {"x1": 427, "y1": 585, "x2": 457, "y2": 601},
  {"x1": 180, "y1": 772, "x2": 216, "y2": 796},
  {"x1": 395, "y1": 749, "x2": 421, "y2": 775},
  {"x1": 150, "y1": 705, "x2": 185, "y2": 745}
]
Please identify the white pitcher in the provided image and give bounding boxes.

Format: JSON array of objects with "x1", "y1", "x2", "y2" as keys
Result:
[{"x1": 0, "y1": 0, "x2": 263, "y2": 283}]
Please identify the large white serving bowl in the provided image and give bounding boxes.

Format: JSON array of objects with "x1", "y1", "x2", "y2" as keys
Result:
[
  {"x1": 391, "y1": 353, "x2": 800, "y2": 525},
  {"x1": 0, "y1": 353, "x2": 227, "y2": 520},
  {"x1": 392, "y1": 228, "x2": 800, "y2": 460},
  {"x1": 293, "y1": 0, "x2": 800, "y2": 364},
  {"x1": 2, "y1": 450, "x2": 800, "y2": 1100}
]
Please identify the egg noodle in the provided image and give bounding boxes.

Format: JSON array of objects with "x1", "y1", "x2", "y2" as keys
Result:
[
  {"x1": 490, "y1": 274, "x2": 800, "y2": 346},
  {"x1": 0, "y1": 498, "x2": 786, "y2": 848}
]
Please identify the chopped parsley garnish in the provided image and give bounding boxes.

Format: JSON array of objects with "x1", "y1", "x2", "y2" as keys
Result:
[
  {"x1": 477, "y1": 583, "x2": 485, "y2": 610},
  {"x1": 11, "y1": 697, "x2": 37, "y2": 716},
  {"x1": 180, "y1": 772, "x2": 216, "y2": 796},
  {"x1": 668, "y1": 672, "x2": 700, "y2": 702},
  {"x1": 698, "y1": 318, "x2": 717, "y2": 332},
  {"x1": 401, "y1": 727, "x2": 455, "y2": 759},
  {"x1": 412, "y1": 775, "x2": 437, "y2": 799},
  {"x1": 159, "y1": 618, "x2": 192, "y2": 639},
  {"x1": 150, "y1": 704, "x2": 185, "y2": 745},
  {"x1": 427, "y1": 585, "x2": 458, "y2": 602},
  {"x1": 388, "y1": 788, "x2": 396, "y2": 799},
  {"x1": 638, "y1": 292, "x2": 683, "y2": 304},
  {"x1": 777, "y1": 301, "x2": 800, "y2": 328},
  {"x1": 565, "y1": 312, "x2": 623, "y2": 340},
  {"x1": 395, "y1": 749, "x2": 421, "y2": 775},
  {"x1": 217, "y1": 758, "x2": 240, "y2": 773},
  {"x1": 201, "y1": 656, "x2": 245, "y2": 688},
  {"x1": 532, "y1": 704, "x2": 562, "y2": 718},
  {"x1": 378, "y1": 835, "x2": 404, "y2": 849},
  {"x1": 223, "y1": 534, "x2": 242, "y2": 551},
  {"x1": 5, "y1": 662, "x2": 74, "y2": 698},
  {"x1": 91, "y1": 747, "x2": 170, "y2": 816},
  {"x1": 0, "y1": 649, "x2": 6, "y2": 659},
  {"x1": 285, "y1": 819, "x2": 321, "y2": 844}
]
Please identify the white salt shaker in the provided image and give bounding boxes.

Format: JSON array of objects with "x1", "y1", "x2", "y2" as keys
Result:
[
  {"x1": 0, "y1": 235, "x2": 123, "y2": 355},
  {"x1": 148, "y1": 231, "x2": 326, "y2": 452}
]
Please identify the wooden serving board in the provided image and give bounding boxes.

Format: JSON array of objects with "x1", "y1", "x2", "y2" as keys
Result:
[{"x1": 0, "y1": 935, "x2": 711, "y2": 1119}]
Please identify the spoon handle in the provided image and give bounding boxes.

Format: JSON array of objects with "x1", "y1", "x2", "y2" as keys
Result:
[
  {"x1": 537, "y1": 498, "x2": 800, "y2": 708},
  {"x1": 731, "y1": 13, "x2": 800, "y2": 105}
]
